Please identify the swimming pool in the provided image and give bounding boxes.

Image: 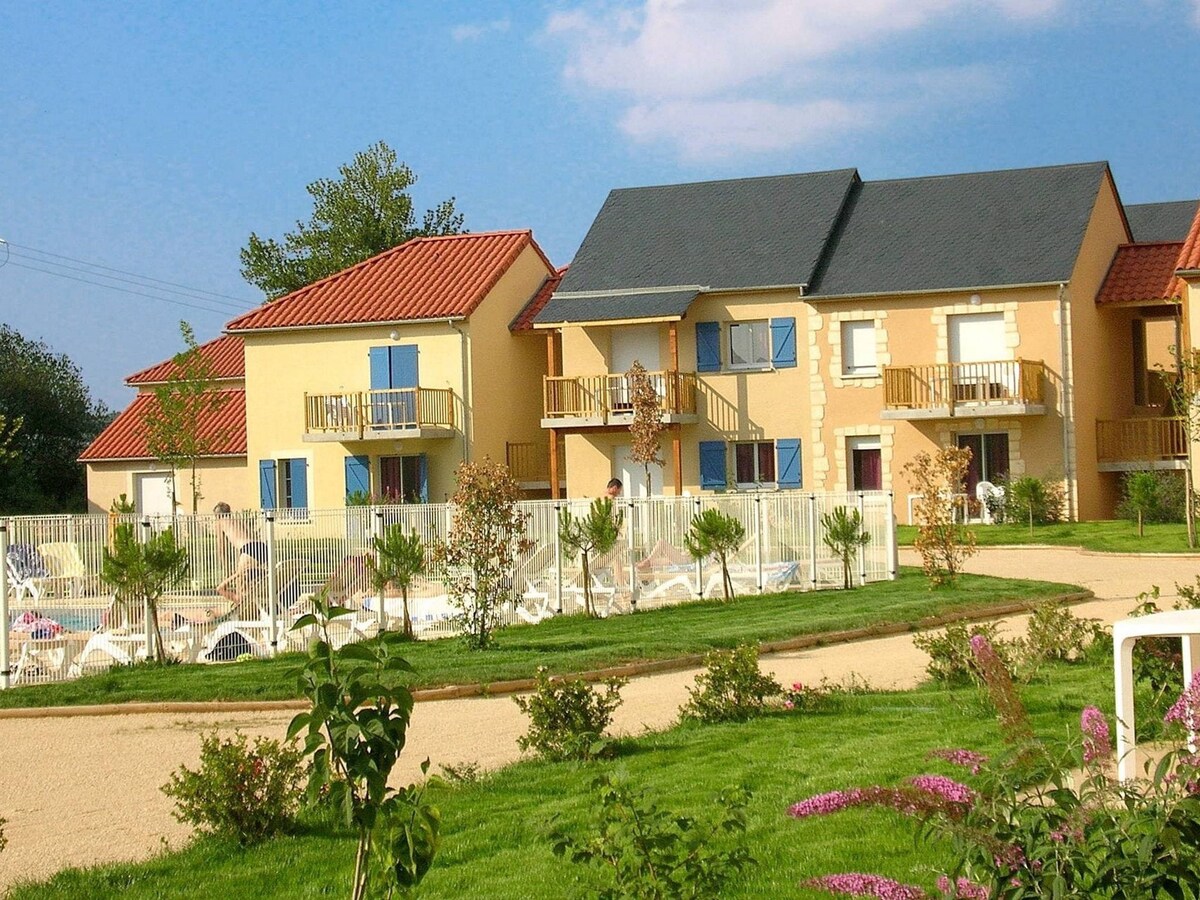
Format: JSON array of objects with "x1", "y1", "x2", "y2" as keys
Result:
[{"x1": 10, "y1": 607, "x2": 104, "y2": 634}]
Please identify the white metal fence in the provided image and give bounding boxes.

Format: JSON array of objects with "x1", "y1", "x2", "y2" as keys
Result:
[{"x1": 0, "y1": 491, "x2": 897, "y2": 687}]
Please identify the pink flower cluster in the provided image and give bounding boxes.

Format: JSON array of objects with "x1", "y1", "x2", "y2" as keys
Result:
[
  {"x1": 804, "y1": 873, "x2": 929, "y2": 899},
  {"x1": 908, "y1": 775, "x2": 975, "y2": 806},
  {"x1": 1164, "y1": 670, "x2": 1200, "y2": 735},
  {"x1": 935, "y1": 875, "x2": 990, "y2": 899},
  {"x1": 789, "y1": 789, "x2": 867, "y2": 819},
  {"x1": 1080, "y1": 706, "x2": 1111, "y2": 764},
  {"x1": 927, "y1": 748, "x2": 988, "y2": 775}
]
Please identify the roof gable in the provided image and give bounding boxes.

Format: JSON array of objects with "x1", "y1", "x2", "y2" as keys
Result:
[
  {"x1": 79, "y1": 389, "x2": 247, "y2": 462},
  {"x1": 1178, "y1": 203, "x2": 1200, "y2": 274},
  {"x1": 126, "y1": 334, "x2": 245, "y2": 385},
  {"x1": 511, "y1": 268, "x2": 566, "y2": 332},
  {"x1": 225, "y1": 231, "x2": 552, "y2": 332},
  {"x1": 809, "y1": 162, "x2": 1111, "y2": 298},
  {"x1": 1125, "y1": 200, "x2": 1200, "y2": 243},
  {"x1": 554, "y1": 169, "x2": 859, "y2": 298}
]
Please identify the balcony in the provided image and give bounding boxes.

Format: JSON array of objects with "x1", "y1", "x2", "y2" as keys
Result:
[
  {"x1": 1096, "y1": 418, "x2": 1187, "y2": 471},
  {"x1": 542, "y1": 370, "x2": 699, "y2": 428},
  {"x1": 303, "y1": 388, "x2": 456, "y2": 442},
  {"x1": 506, "y1": 441, "x2": 566, "y2": 490},
  {"x1": 881, "y1": 359, "x2": 1046, "y2": 420}
]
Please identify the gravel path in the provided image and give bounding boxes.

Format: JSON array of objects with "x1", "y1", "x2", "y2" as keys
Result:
[{"x1": 0, "y1": 546, "x2": 1194, "y2": 889}]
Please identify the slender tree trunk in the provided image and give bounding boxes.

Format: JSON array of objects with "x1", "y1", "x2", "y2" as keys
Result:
[
  {"x1": 352, "y1": 826, "x2": 370, "y2": 900},
  {"x1": 1138, "y1": 510, "x2": 1144, "y2": 538},
  {"x1": 1187, "y1": 464, "x2": 1196, "y2": 549},
  {"x1": 402, "y1": 587, "x2": 413, "y2": 639},
  {"x1": 581, "y1": 552, "x2": 593, "y2": 616}
]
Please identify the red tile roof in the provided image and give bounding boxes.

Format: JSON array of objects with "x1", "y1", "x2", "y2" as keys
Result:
[
  {"x1": 1178, "y1": 205, "x2": 1200, "y2": 273},
  {"x1": 510, "y1": 267, "x2": 567, "y2": 332},
  {"x1": 125, "y1": 335, "x2": 245, "y2": 385},
  {"x1": 1097, "y1": 243, "x2": 1185, "y2": 306},
  {"x1": 225, "y1": 231, "x2": 554, "y2": 332},
  {"x1": 79, "y1": 389, "x2": 247, "y2": 461}
]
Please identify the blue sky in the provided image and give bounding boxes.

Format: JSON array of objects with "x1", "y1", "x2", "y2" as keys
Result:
[{"x1": 3, "y1": 0, "x2": 1200, "y2": 409}]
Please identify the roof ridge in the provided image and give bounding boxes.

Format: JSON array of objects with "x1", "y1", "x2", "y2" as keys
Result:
[
  {"x1": 608, "y1": 168, "x2": 859, "y2": 194},
  {"x1": 860, "y1": 160, "x2": 1109, "y2": 188},
  {"x1": 125, "y1": 333, "x2": 244, "y2": 384},
  {"x1": 1117, "y1": 241, "x2": 1186, "y2": 249}
]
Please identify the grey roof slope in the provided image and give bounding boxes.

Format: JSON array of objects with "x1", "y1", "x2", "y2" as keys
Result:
[
  {"x1": 552, "y1": 169, "x2": 859, "y2": 300},
  {"x1": 1125, "y1": 200, "x2": 1200, "y2": 243},
  {"x1": 808, "y1": 162, "x2": 1111, "y2": 298},
  {"x1": 537, "y1": 290, "x2": 699, "y2": 325}
]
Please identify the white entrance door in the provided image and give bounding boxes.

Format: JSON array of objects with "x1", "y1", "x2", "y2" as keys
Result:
[
  {"x1": 615, "y1": 445, "x2": 663, "y2": 498},
  {"x1": 135, "y1": 472, "x2": 175, "y2": 517}
]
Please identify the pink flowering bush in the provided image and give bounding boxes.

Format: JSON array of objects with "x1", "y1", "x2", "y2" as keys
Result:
[
  {"x1": 783, "y1": 679, "x2": 849, "y2": 714},
  {"x1": 790, "y1": 637, "x2": 1200, "y2": 898}
]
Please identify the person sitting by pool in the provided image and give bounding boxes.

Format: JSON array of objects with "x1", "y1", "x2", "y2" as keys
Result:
[{"x1": 212, "y1": 502, "x2": 268, "y2": 607}]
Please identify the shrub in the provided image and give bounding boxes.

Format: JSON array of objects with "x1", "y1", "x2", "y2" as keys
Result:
[
  {"x1": 559, "y1": 498, "x2": 623, "y2": 617},
  {"x1": 551, "y1": 774, "x2": 754, "y2": 899},
  {"x1": 820, "y1": 506, "x2": 870, "y2": 590},
  {"x1": 791, "y1": 637, "x2": 1200, "y2": 899},
  {"x1": 1117, "y1": 470, "x2": 1187, "y2": 526},
  {"x1": 514, "y1": 667, "x2": 625, "y2": 761},
  {"x1": 1023, "y1": 601, "x2": 1102, "y2": 667},
  {"x1": 683, "y1": 508, "x2": 746, "y2": 601},
  {"x1": 161, "y1": 731, "x2": 306, "y2": 845},
  {"x1": 101, "y1": 522, "x2": 189, "y2": 663},
  {"x1": 367, "y1": 523, "x2": 425, "y2": 639},
  {"x1": 782, "y1": 678, "x2": 852, "y2": 714},
  {"x1": 913, "y1": 621, "x2": 1019, "y2": 686},
  {"x1": 1002, "y1": 474, "x2": 1065, "y2": 530},
  {"x1": 680, "y1": 644, "x2": 781, "y2": 723},
  {"x1": 904, "y1": 448, "x2": 977, "y2": 586}
]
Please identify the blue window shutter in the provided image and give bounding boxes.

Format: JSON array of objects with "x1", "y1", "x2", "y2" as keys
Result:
[
  {"x1": 290, "y1": 459, "x2": 308, "y2": 509},
  {"x1": 258, "y1": 460, "x2": 277, "y2": 509},
  {"x1": 770, "y1": 317, "x2": 797, "y2": 368},
  {"x1": 344, "y1": 455, "x2": 370, "y2": 500},
  {"x1": 776, "y1": 439, "x2": 801, "y2": 489},
  {"x1": 389, "y1": 345, "x2": 419, "y2": 388},
  {"x1": 417, "y1": 454, "x2": 429, "y2": 502},
  {"x1": 696, "y1": 322, "x2": 721, "y2": 372},
  {"x1": 369, "y1": 347, "x2": 391, "y2": 390},
  {"x1": 699, "y1": 441, "x2": 727, "y2": 490}
]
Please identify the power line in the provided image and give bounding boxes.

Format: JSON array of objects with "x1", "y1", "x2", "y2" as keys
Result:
[
  {"x1": 3, "y1": 260, "x2": 236, "y2": 317},
  {"x1": 4, "y1": 248, "x2": 251, "y2": 313},
  {"x1": 3, "y1": 240, "x2": 257, "y2": 307}
]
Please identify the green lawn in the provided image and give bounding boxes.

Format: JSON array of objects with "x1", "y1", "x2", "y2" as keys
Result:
[
  {"x1": 9, "y1": 656, "x2": 1119, "y2": 899},
  {"x1": 0, "y1": 570, "x2": 1082, "y2": 709},
  {"x1": 897, "y1": 520, "x2": 1197, "y2": 554}
]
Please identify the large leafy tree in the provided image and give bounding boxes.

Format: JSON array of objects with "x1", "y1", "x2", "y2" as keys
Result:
[
  {"x1": 0, "y1": 325, "x2": 112, "y2": 513},
  {"x1": 142, "y1": 321, "x2": 231, "y2": 515},
  {"x1": 240, "y1": 141, "x2": 466, "y2": 299}
]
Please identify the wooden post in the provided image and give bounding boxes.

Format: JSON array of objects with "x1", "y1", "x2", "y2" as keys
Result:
[
  {"x1": 672, "y1": 426, "x2": 682, "y2": 496},
  {"x1": 549, "y1": 429, "x2": 561, "y2": 499},
  {"x1": 668, "y1": 322, "x2": 680, "y2": 412},
  {"x1": 546, "y1": 329, "x2": 559, "y2": 377}
]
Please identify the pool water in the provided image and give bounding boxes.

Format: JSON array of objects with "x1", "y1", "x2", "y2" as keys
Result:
[{"x1": 11, "y1": 607, "x2": 104, "y2": 634}]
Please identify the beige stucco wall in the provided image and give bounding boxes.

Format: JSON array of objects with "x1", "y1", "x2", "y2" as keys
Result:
[
  {"x1": 240, "y1": 244, "x2": 552, "y2": 509},
  {"x1": 85, "y1": 457, "x2": 250, "y2": 515}
]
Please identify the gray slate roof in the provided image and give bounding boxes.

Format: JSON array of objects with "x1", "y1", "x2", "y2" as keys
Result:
[
  {"x1": 1125, "y1": 200, "x2": 1200, "y2": 243},
  {"x1": 808, "y1": 162, "x2": 1110, "y2": 297},
  {"x1": 536, "y1": 289, "x2": 699, "y2": 326},
  {"x1": 539, "y1": 169, "x2": 859, "y2": 325}
]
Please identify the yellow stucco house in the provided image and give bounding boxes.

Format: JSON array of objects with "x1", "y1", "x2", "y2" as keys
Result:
[
  {"x1": 80, "y1": 334, "x2": 248, "y2": 514},
  {"x1": 535, "y1": 163, "x2": 1198, "y2": 520},
  {"x1": 220, "y1": 229, "x2": 559, "y2": 510}
]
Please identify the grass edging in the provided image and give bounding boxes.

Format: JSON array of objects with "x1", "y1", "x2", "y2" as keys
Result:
[{"x1": 0, "y1": 589, "x2": 1092, "y2": 721}]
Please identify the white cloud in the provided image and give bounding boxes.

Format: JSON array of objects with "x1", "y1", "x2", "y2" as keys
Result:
[
  {"x1": 544, "y1": 0, "x2": 1065, "y2": 160},
  {"x1": 451, "y1": 18, "x2": 511, "y2": 42},
  {"x1": 1192, "y1": 0, "x2": 1200, "y2": 26}
]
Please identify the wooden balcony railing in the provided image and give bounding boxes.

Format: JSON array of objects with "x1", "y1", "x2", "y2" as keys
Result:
[
  {"x1": 506, "y1": 441, "x2": 566, "y2": 483},
  {"x1": 543, "y1": 371, "x2": 698, "y2": 420},
  {"x1": 883, "y1": 359, "x2": 1045, "y2": 412},
  {"x1": 304, "y1": 388, "x2": 456, "y2": 437},
  {"x1": 1096, "y1": 417, "x2": 1187, "y2": 464}
]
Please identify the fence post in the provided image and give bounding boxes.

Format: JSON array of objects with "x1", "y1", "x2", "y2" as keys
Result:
[
  {"x1": 808, "y1": 494, "x2": 818, "y2": 590},
  {"x1": 265, "y1": 510, "x2": 279, "y2": 655},
  {"x1": 886, "y1": 491, "x2": 898, "y2": 581},
  {"x1": 857, "y1": 491, "x2": 867, "y2": 587},
  {"x1": 0, "y1": 521, "x2": 9, "y2": 689},
  {"x1": 553, "y1": 501, "x2": 564, "y2": 614},
  {"x1": 627, "y1": 499, "x2": 638, "y2": 612},
  {"x1": 754, "y1": 495, "x2": 764, "y2": 594},
  {"x1": 372, "y1": 508, "x2": 385, "y2": 631},
  {"x1": 693, "y1": 495, "x2": 703, "y2": 597},
  {"x1": 140, "y1": 516, "x2": 154, "y2": 661}
]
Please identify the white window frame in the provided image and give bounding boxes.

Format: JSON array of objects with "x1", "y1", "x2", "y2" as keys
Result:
[
  {"x1": 728, "y1": 321, "x2": 772, "y2": 371},
  {"x1": 733, "y1": 440, "x2": 777, "y2": 489},
  {"x1": 841, "y1": 320, "x2": 878, "y2": 376}
]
